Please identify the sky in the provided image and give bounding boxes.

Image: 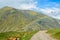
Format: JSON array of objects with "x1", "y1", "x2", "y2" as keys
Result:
[{"x1": 0, "y1": 0, "x2": 60, "y2": 19}]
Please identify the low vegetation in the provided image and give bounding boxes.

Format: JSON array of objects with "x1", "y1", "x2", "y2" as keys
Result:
[
  {"x1": 0, "y1": 7, "x2": 60, "y2": 40},
  {"x1": 0, "y1": 31, "x2": 38, "y2": 40},
  {"x1": 47, "y1": 29, "x2": 60, "y2": 40},
  {"x1": 0, "y1": 7, "x2": 60, "y2": 32}
]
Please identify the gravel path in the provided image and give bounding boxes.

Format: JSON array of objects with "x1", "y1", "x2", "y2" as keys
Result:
[{"x1": 30, "y1": 30, "x2": 56, "y2": 40}]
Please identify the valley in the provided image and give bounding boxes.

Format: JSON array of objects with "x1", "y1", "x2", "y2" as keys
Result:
[{"x1": 0, "y1": 7, "x2": 60, "y2": 40}]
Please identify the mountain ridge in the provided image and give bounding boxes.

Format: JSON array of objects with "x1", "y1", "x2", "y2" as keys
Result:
[{"x1": 0, "y1": 7, "x2": 60, "y2": 32}]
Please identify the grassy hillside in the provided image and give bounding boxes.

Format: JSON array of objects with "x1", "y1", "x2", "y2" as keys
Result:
[
  {"x1": 0, "y1": 7, "x2": 60, "y2": 40},
  {"x1": 0, "y1": 7, "x2": 44, "y2": 32},
  {"x1": 47, "y1": 29, "x2": 60, "y2": 40},
  {"x1": 24, "y1": 17, "x2": 60, "y2": 31},
  {"x1": 0, "y1": 31, "x2": 37, "y2": 40},
  {"x1": 0, "y1": 7, "x2": 60, "y2": 32}
]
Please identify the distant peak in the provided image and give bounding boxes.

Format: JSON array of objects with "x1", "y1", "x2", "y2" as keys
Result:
[
  {"x1": 1, "y1": 6, "x2": 15, "y2": 11},
  {"x1": 3, "y1": 6, "x2": 13, "y2": 9}
]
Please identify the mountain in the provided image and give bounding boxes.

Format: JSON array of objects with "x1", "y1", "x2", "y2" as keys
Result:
[{"x1": 0, "y1": 7, "x2": 60, "y2": 32}]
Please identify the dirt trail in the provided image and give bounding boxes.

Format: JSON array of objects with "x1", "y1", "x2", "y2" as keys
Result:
[{"x1": 30, "y1": 30, "x2": 56, "y2": 40}]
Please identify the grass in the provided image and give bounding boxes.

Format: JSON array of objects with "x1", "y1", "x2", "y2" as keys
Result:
[
  {"x1": 47, "y1": 28, "x2": 60, "y2": 40},
  {"x1": 0, "y1": 31, "x2": 38, "y2": 40}
]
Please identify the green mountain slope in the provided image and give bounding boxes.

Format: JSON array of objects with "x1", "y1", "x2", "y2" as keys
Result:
[
  {"x1": 0, "y1": 7, "x2": 60, "y2": 40},
  {"x1": 0, "y1": 7, "x2": 60, "y2": 32},
  {"x1": 24, "y1": 17, "x2": 60, "y2": 31},
  {"x1": 0, "y1": 7, "x2": 45, "y2": 32},
  {"x1": 47, "y1": 29, "x2": 60, "y2": 40},
  {"x1": 0, "y1": 31, "x2": 37, "y2": 40}
]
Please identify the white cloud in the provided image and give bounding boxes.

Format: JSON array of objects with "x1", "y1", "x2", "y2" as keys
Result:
[
  {"x1": 19, "y1": 4, "x2": 37, "y2": 10},
  {"x1": 40, "y1": 8, "x2": 53, "y2": 14},
  {"x1": 39, "y1": 7, "x2": 60, "y2": 19},
  {"x1": 0, "y1": 0, "x2": 60, "y2": 19},
  {"x1": 40, "y1": 8, "x2": 60, "y2": 14},
  {"x1": 18, "y1": 0, "x2": 38, "y2": 10},
  {"x1": 0, "y1": 0, "x2": 38, "y2": 10}
]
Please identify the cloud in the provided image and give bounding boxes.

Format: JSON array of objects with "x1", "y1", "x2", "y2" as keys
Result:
[
  {"x1": 39, "y1": 7, "x2": 60, "y2": 19},
  {"x1": 18, "y1": 0, "x2": 38, "y2": 10},
  {"x1": 0, "y1": 0, "x2": 38, "y2": 10},
  {"x1": 19, "y1": 4, "x2": 36, "y2": 10},
  {"x1": 36, "y1": 1, "x2": 60, "y2": 19},
  {"x1": 0, "y1": 0, "x2": 60, "y2": 19}
]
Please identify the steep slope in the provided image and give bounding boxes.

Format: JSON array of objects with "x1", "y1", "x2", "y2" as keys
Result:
[
  {"x1": 0, "y1": 7, "x2": 60, "y2": 32},
  {"x1": 0, "y1": 7, "x2": 45, "y2": 32},
  {"x1": 24, "y1": 17, "x2": 60, "y2": 31}
]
